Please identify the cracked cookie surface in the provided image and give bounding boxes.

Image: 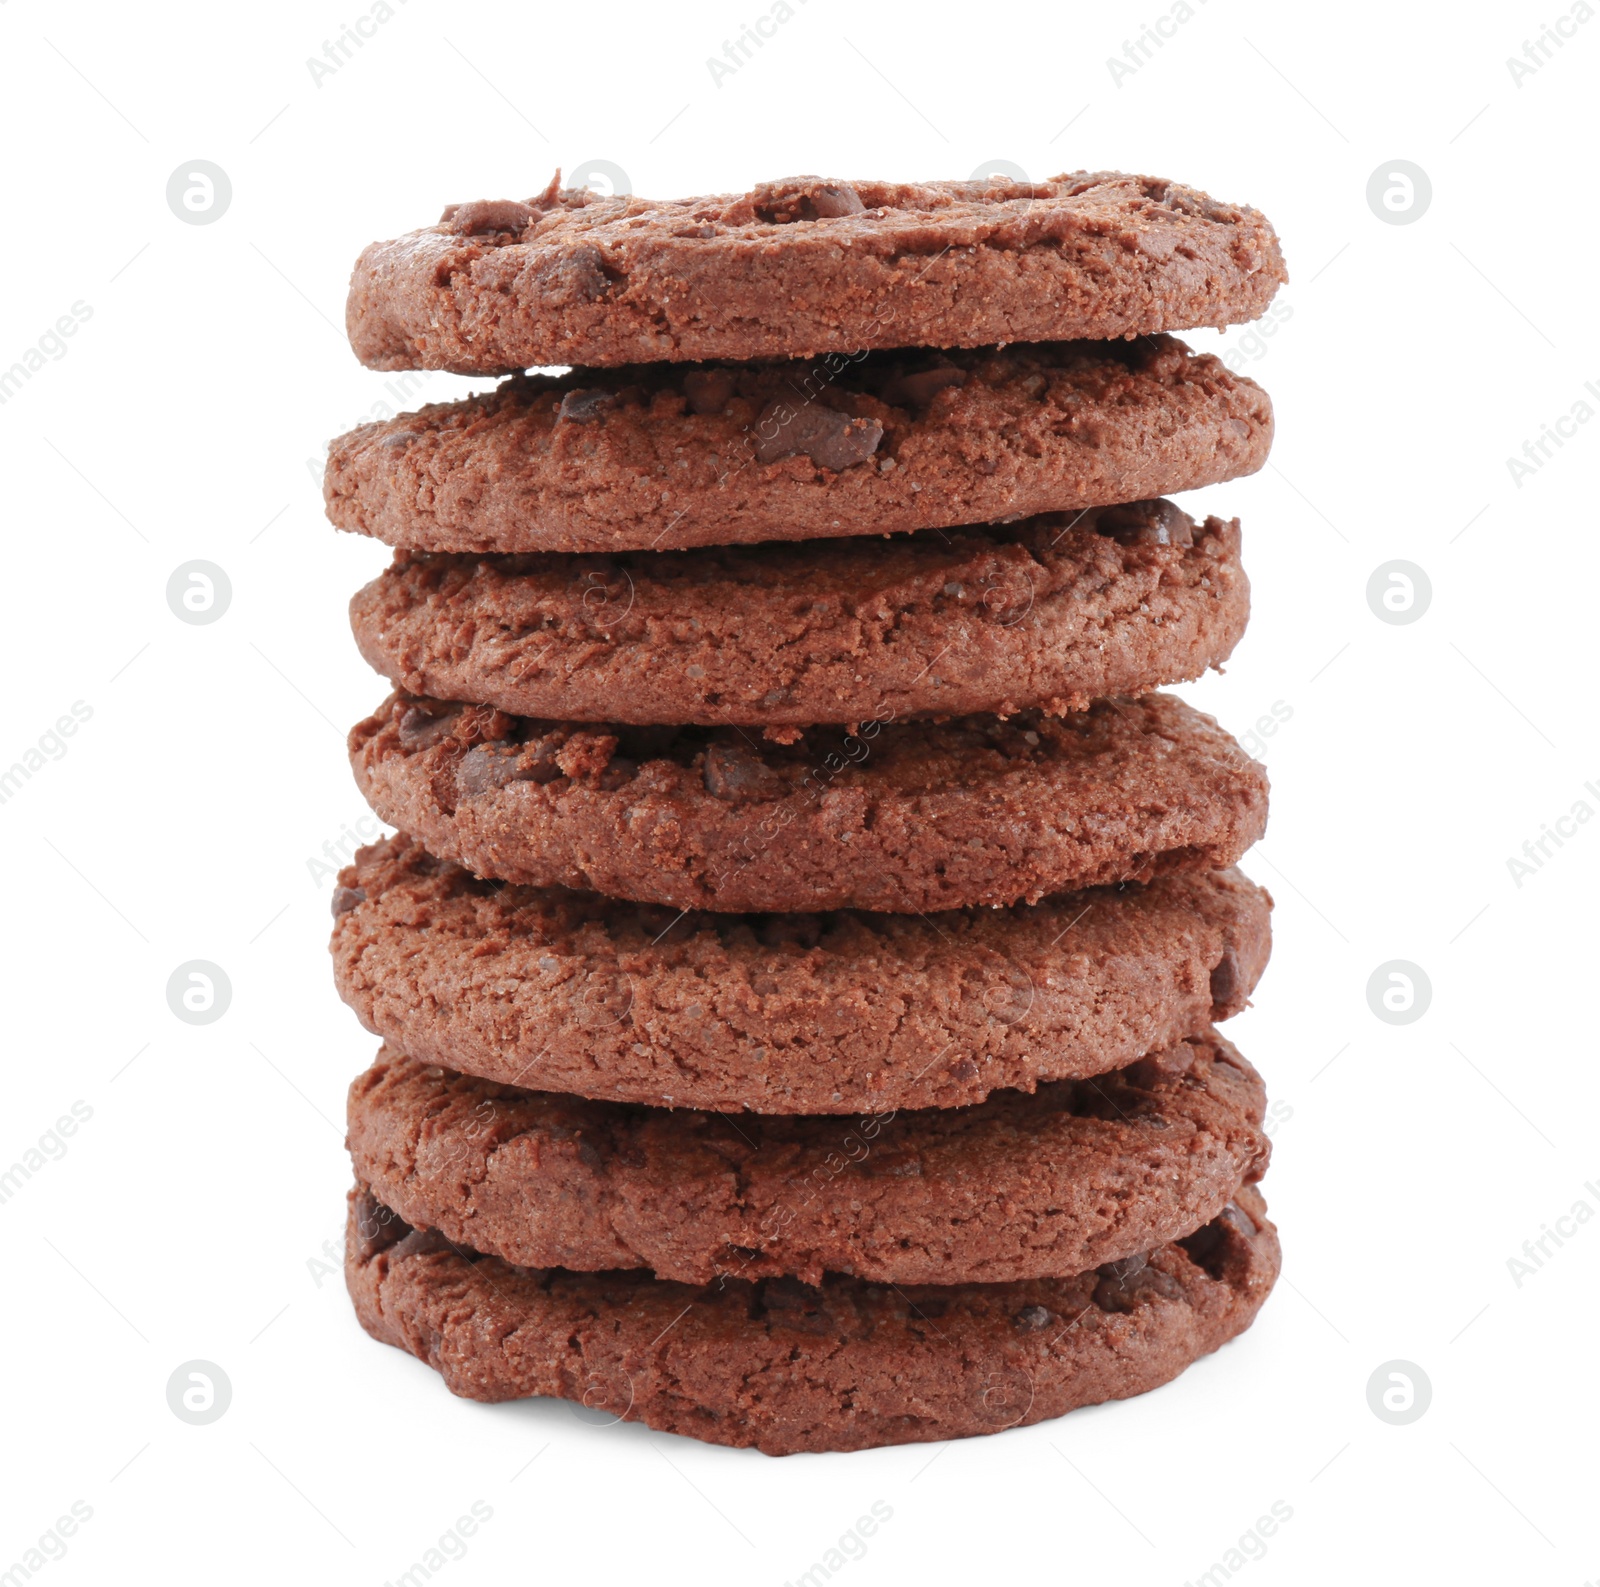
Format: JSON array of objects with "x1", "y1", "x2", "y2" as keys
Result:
[
  {"x1": 346, "y1": 690, "x2": 1269, "y2": 912},
  {"x1": 325, "y1": 338, "x2": 1271, "y2": 553},
  {"x1": 346, "y1": 1034, "x2": 1270, "y2": 1286},
  {"x1": 345, "y1": 1180, "x2": 1280, "y2": 1454},
  {"x1": 330, "y1": 835, "x2": 1270, "y2": 1113},
  {"x1": 349, "y1": 502, "x2": 1248, "y2": 726},
  {"x1": 345, "y1": 171, "x2": 1287, "y2": 373}
]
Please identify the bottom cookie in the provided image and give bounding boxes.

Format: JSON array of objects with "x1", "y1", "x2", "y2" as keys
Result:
[{"x1": 345, "y1": 1181, "x2": 1278, "y2": 1455}]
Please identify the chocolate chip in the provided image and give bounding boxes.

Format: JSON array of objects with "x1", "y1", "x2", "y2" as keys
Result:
[
  {"x1": 1209, "y1": 949, "x2": 1240, "y2": 1012},
  {"x1": 455, "y1": 742, "x2": 560, "y2": 800},
  {"x1": 443, "y1": 199, "x2": 534, "y2": 237},
  {"x1": 1220, "y1": 1201, "x2": 1257, "y2": 1238},
  {"x1": 682, "y1": 368, "x2": 738, "y2": 415},
  {"x1": 1126, "y1": 1043, "x2": 1196, "y2": 1089},
  {"x1": 391, "y1": 1227, "x2": 455, "y2": 1260},
  {"x1": 1014, "y1": 1304, "x2": 1054, "y2": 1332},
  {"x1": 558, "y1": 388, "x2": 615, "y2": 424},
  {"x1": 537, "y1": 242, "x2": 610, "y2": 307},
  {"x1": 330, "y1": 885, "x2": 366, "y2": 918},
  {"x1": 750, "y1": 180, "x2": 866, "y2": 224},
  {"x1": 752, "y1": 399, "x2": 883, "y2": 470},
  {"x1": 397, "y1": 701, "x2": 463, "y2": 751},
  {"x1": 1098, "y1": 1251, "x2": 1149, "y2": 1284},
  {"x1": 881, "y1": 365, "x2": 968, "y2": 409},
  {"x1": 810, "y1": 182, "x2": 864, "y2": 218},
  {"x1": 1096, "y1": 1265, "x2": 1183, "y2": 1311},
  {"x1": 353, "y1": 1189, "x2": 410, "y2": 1260},
  {"x1": 702, "y1": 741, "x2": 784, "y2": 801},
  {"x1": 1098, "y1": 499, "x2": 1194, "y2": 547}
]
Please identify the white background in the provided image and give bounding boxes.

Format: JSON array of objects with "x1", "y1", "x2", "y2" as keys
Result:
[{"x1": 2, "y1": 0, "x2": 1596, "y2": 1582}]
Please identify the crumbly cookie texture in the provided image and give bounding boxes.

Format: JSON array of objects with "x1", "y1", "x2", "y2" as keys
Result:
[
  {"x1": 345, "y1": 1180, "x2": 1279, "y2": 1454},
  {"x1": 345, "y1": 1034, "x2": 1270, "y2": 1286},
  {"x1": 331, "y1": 834, "x2": 1271, "y2": 1113},
  {"x1": 349, "y1": 503, "x2": 1249, "y2": 726},
  {"x1": 346, "y1": 690, "x2": 1269, "y2": 912},
  {"x1": 345, "y1": 172, "x2": 1287, "y2": 373},
  {"x1": 325, "y1": 338, "x2": 1271, "y2": 554}
]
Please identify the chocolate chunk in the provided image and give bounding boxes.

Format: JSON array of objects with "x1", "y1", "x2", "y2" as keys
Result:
[
  {"x1": 397, "y1": 700, "x2": 463, "y2": 750},
  {"x1": 810, "y1": 182, "x2": 865, "y2": 218},
  {"x1": 1145, "y1": 1270, "x2": 1185, "y2": 1301},
  {"x1": 1098, "y1": 499, "x2": 1195, "y2": 547},
  {"x1": 702, "y1": 741, "x2": 785, "y2": 801},
  {"x1": 538, "y1": 243, "x2": 610, "y2": 307},
  {"x1": 750, "y1": 179, "x2": 866, "y2": 224},
  {"x1": 881, "y1": 365, "x2": 967, "y2": 408},
  {"x1": 331, "y1": 885, "x2": 367, "y2": 918},
  {"x1": 558, "y1": 388, "x2": 615, "y2": 424},
  {"x1": 456, "y1": 742, "x2": 560, "y2": 800},
  {"x1": 353, "y1": 1188, "x2": 410, "y2": 1260},
  {"x1": 1209, "y1": 949, "x2": 1240, "y2": 1012},
  {"x1": 752, "y1": 399, "x2": 883, "y2": 470},
  {"x1": 1096, "y1": 1266, "x2": 1184, "y2": 1311},
  {"x1": 443, "y1": 199, "x2": 534, "y2": 237},
  {"x1": 391, "y1": 1226, "x2": 456, "y2": 1260},
  {"x1": 1093, "y1": 1253, "x2": 1184, "y2": 1312},
  {"x1": 1126, "y1": 1043, "x2": 1196, "y2": 1088},
  {"x1": 682, "y1": 368, "x2": 738, "y2": 415},
  {"x1": 1014, "y1": 1304, "x2": 1054, "y2": 1332},
  {"x1": 1220, "y1": 1201, "x2": 1257, "y2": 1238},
  {"x1": 1098, "y1": 1251, "x2": 1149, "y2": 1284}
]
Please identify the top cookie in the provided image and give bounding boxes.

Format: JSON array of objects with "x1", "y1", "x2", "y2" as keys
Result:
[{"x1": 346, "y1": 171, "x2": 1287, "y2": 373}]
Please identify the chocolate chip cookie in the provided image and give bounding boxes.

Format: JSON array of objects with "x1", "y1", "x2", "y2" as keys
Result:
[
  {"x1": 330, "y1": 835, "x2": 1270, "y2": 1113},
  {"x1": 349, "y1": 504, "x2": 1248, "y2": 726},
  {"x1": 345, "y1": 172, "x2": 1287, "y2": 373},
  {"x1": 325, "y1": 338, "x2": 1271, "y2": 554},
  {"x1": 347, "y1": 691, "x2": 1267, "y2": 912},
  {"x1": 347, "y1": 1034, "x2": 1269, "y2": 1286},
  {"x1": 346, "y1": 1180, "x2": 1279, "y2": 1454}
]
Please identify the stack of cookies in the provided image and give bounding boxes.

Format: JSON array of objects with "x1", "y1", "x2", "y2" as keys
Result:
[{"x1": 325, "y1": 172, "x2": 1288, "y2": 1455}]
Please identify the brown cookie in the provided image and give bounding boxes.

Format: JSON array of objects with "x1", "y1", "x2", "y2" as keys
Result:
[
  {"x1": 347, "y1": 691, "x2": 1268, "y2": 912},
  {"x1": 324, "y1": 339, "x2": 1271, "y2": 555},
  {"x1": 349, "y1": 504, "x2": 1249, "y2": 726},
  {"x1": 345, "y1": 172, "x2": 1286, "y2": 373},
  {"x1": 345, "y1": 1181, "x2": 1279, "y2": 1454},
  {"x1": 346, "y1": 1034, "x2": 1270, "y2": 1287},
  {"x1": 330, "y1": 835, "x2": 1270, "y2": 1114}
]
